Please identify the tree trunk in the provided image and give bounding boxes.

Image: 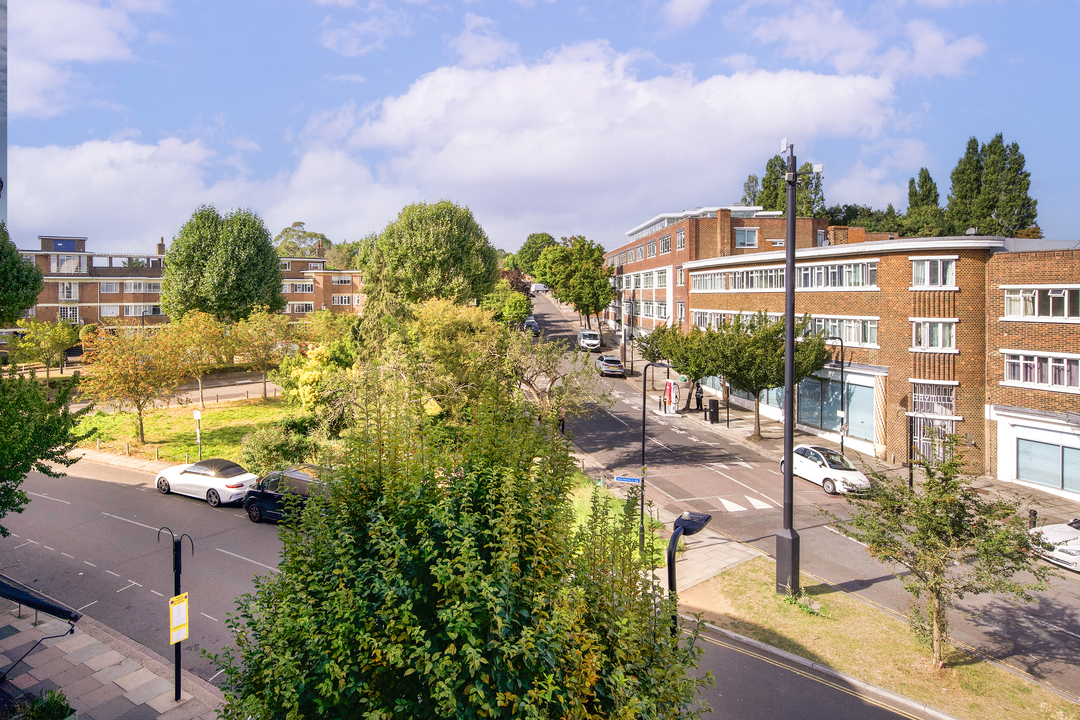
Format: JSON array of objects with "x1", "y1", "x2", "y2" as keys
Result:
[
  {"x1": 262, "y1": 372, "x2": 268, "y2": 400},
  {"x1": 930, "y1": 592, "x2": 943, "y2": 668},
  {"x1": 137, "y1": 410, "x2": 145, "y2": 444},
  {"x1": 198, "y1": 376, "x2": 205, "y2": 409},
  {"x1": 750, "y1": 395, "x2": 762, "y2": 441}
]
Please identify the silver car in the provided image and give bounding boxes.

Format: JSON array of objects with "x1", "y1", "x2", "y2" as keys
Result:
[{"x1": 1030, "y1": 518, "x2": 1080, "y2": 572}]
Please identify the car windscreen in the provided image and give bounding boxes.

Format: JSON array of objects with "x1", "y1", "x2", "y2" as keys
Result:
[
  {"x1": 818, "y1": 449, "x2": 855, "y2": 471},
  {"x1": 582, "y1": 332, "x2": 599, "y2": 340}
]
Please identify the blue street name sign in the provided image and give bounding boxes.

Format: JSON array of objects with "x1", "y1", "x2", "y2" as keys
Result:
[{"x1": 614, "y1": 476, "x2": 641, "y2": 484}]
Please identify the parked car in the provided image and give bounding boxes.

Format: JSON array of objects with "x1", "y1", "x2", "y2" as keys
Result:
[
  {"x1": 1030, "y1": 518, "x2": 1080, "y2": 572},
  {"x1": 577, "y1": 328, "x2": 601, "y2": 352},
  {"x1": 779, "y1": 444, "x2": 870, "y2": 495},
  {"x1": 530, "y1": 283, "x2": 548, "y2": 293},
  {"x1": 595, "y1": 354, "x2": 625, "y2": 378},
  {"x1": 243, "y1": 464, "x2": 325, "y2": 523},
  {"x1": 155, "y1": 458, "x2": 259, "y2": 507},
  {"x1": 524, "y1": 317, "x2": 540, "y2": 336}
]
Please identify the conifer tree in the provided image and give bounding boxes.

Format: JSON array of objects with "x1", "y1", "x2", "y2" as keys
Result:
[
  {"x1": 946, "y1": 137, "x2": 983, "y2": 234},
  {"x1": 974, "y1": 133, "x2": 1038, "y2": 237},
  {"x1": 741, "y1": 174, "x2": 761, "y2": 205},
  {"x1": 759, "y1": 155, "x2": 787, "y2": 212}
]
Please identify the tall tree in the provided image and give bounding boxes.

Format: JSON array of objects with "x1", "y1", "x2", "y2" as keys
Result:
[
  {"x1": 212, "y1": 375, "x2": 703, "y2": 719},
  {"x1": 974, "y1": 133, "x2": 1038, "y2": 237},
  {"x1": 759, "y1": 154, "x2": 787, "y2": 212},
  {"x1": 565, "y1": 236, "x2": 616, "y2": 331},
  {"x1": 903, "y1": 168, "x2": 946, "y2": 237},
  {"x1": 0, "y1": 369, "x2": 89, "y2": 537},
  {"x1": 164, "y1": 311, "x2": 230, "y2": 409},
  {"x1": 655, "y1": 325, "x2": 724, "y2": 410},
  {"x1": 273, "y1": 221, "x2": 332, "y2": 257},
  {"x1": 0, "y1": 223, "x2": 44, "y2": 328},
  {"x1": 13, "y1": 319, "x2": 80, "y2": 383},
  {"x1": 945, "y1": 137, "x2": 983, "y2": 235},
  {"x1": 323, "y1": 237, "x2": 366, "y2": 270},
  {"x1": 826, "y1": 434, "x2": 1051, "y2": 668},
  {"x1": 741, "y1": 174, "x2": 761, "y2": 205},
  {"x1": 80, "y1": 323, "x2": 186, "y2": 443},
  {"x1": 234, "y1": 308, "x2": 293, "y2": 400},
  {"x1": 506, "y1": 330, "x2": 611, "y2": 422},
  {"x1": 161, "y1": 205, "x2": 285, "y2": 322},
  {"x1": 532, "y1": 244, "x2": 574, "y2": 303},
  {"x1": 908, "y1": 168, "x2": 940, "y2": 211},
  {"x1": 795, "y1": 162, "x2": 826, "y2": 218},
  {"x1": 516, "y1": 232, "x2": 558, "y2": 277},
  {"x1": 365, "y1": 200, "x2": 499, "y2": 305},
  {"x1": 716, "y1": 313, "x2": 829, "y2": 441}
]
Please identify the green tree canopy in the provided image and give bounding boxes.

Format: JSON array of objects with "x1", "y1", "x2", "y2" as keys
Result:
[
  {"x1": 759, "y1": 154, "x2": 787, "y2": 212},
  {"x1": 364, "y1": 200, "x2": 499, "y2": 305},
  {"x1": 0, "y1": 223, "x2": 44, "y2": 328},
  {"x1": 234, "y1": 307, "x2": 293, "y2": 400},
  {"x1": 973, "y1": 133, "x2": 1038, "y2": 237},
  {"x1": 273, "y1": 221, "x2": 332, "y2": 257},
  {"x1": 716, "y1": 313, "x2": 829, "y2": 441},
  {"x1": 533, "y1": 236, "x2": 614, "y2": 330},
  {"x1": 13, "y1": 319, "x2": 80, "y2": 383},
  {"x1": 161, "y1": 205, "x2": 285, "y2": 322},
  {"x1": 945, "y1": 137, "x2": 984, "y2": 235},
  {"x1": 0, "y1": 369, "x2": 90, "y2": 537},
  {"x1": 163, "y1": 311, "x2": 230, "y2": 409},
  {"x1": 644, "y1": 325, "x2": 724, "y2": 409},
  {"x1": 741, "y1": 174, "x2": 761, "y2": 206},
  {"x1": 826, "y1": 434, "x2": 1051, "y2": 667},
  {"x1": 213, "y1": 372, "x2": 707, "y2": 719},
  {"x1": 516, "y1": 232, "x2": 558, "y2": 276}
]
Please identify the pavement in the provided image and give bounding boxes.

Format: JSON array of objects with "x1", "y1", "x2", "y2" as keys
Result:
[{"x1": 5, "y1": 334, "x2": 1079, "y2": 718}]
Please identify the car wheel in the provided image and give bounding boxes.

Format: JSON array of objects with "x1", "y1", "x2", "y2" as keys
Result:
[
  {"x1": 156, "y1": 477, "x2": 170, "y2": 494},
  {"x1": 779, "y1": 460, "x2": 785, "y2": 475},
  {"x1": 246, "y1": 503, "x2": 263, "y2": 523},
  {"x1": 822, "y1": 479, "x2": 837, "y2": 495},
  {"x1": 206, "y1": 489, "x2": 221, "y2": 507}
]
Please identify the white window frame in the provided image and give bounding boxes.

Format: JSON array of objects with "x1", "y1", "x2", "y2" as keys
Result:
[
  {"x1": 677, "y1": 268, "x2": 684, "y2": 286},
  {"x1": 293, "y1": 282, "x2": 314, "y2": 294},
  {"x1": 280, "y1": 260, "x2": 292, "y2": 271},
  {"x1": 647, "y1": 241, "x2": 657, "y2": 258},
  {"x1": 676, "y1": 229, "x2": 685, "y2": 251},
  {"x1": 659, "y1": 235, "x2": 671, "y2": 255},
  {"x1": 99, "y1": 305, "x2": 120, "y2": 317},
  {"x1": 910, "y1": 257, "x2": 957, "y2": 290},
  {"x1": 58, "y1": 282, "x2": 79, "y2": 301},
  {"x1": 735, "y1": 228, "x2": 758, "y2": 248},
  {"x1": 331, "y1": 275, "x2": 353, "y2": 286},
  {"x1": 1002, "y1": 349, "x2": 1080, "y2": 393},
  {"x1": 291, "y1": 302, "x2": 314, "y2": 314},
  {"x1": 331, "y1": 295, "x2": 352, "y2": 306},
  {"x1": 57, "y1": 306, "x2": 79, "y2": 322},
  {"x1": 636, "y1": 246, "x2": 644, "y2": 261},
  {"x1": 677, "y1": 302, "x2": 685, "y2": 321},
  {"x1": 655, "y1": 301, "x2": 667, "y2": 319},
  {"x1": 656, "y1": 269, "x2": 667, "y2": 289},
  {"x1": 100, "y1": 282, "x2": 120, "y2": 294},
  {"x1": 308, "y1": 262, "x2": 323, "y2": 270},
  {"x1": 911, "y1": 318, "x2": 957, "y2": 352}
]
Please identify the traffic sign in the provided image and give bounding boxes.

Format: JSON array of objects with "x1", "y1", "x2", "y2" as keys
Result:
[
  {"x1": 169, "y1": 593, "x2": 189, "y2": 645},
  {"x1": 614, "y1": 476, "x2": 641, "y2": 484}
]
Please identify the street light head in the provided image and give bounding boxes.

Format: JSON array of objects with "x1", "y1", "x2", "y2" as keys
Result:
[
  {"x1": 780, "y1": 137, "x2": 788, "y2": 153},
  {"x1": 813, "y1": 164, "x2": 823, "y2": 174},
  {"x1": 674, "y1": 511, "x2": 712, "y2": 536}
]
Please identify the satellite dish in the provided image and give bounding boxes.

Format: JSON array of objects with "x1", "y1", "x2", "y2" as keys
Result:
[{"x1": 780, "y1": 137, "x2": 788, "y2": 153}]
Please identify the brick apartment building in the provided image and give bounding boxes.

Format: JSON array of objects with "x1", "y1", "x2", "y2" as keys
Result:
[
  {"x1": 5, "y1": 235, "x2": 364, "y2": 335},
  {"x1": 604, "y1": 205, "x2": 1080, "y2": 499}
]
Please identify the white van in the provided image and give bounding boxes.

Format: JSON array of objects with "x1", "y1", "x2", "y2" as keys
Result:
[
  {"x1": 530, "y1": 283, "x2": 548, "y2": 293},
  {"x1": 577, "y1": 328, "x2": 601, "y2": 352}
]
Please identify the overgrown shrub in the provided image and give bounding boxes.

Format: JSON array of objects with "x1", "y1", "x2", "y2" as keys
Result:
[{"x1": 238, "y1": 423, "x2": 313, "y2": 476}]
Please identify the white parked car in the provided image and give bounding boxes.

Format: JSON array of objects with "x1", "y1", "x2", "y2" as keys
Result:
[
  {"x1": 780, "y1": 444, "x2": 871, "y2": 495},
  {"x1": 577, "y1": 328, "x2": 601, "y2": 352},
  {"x1": 1030, "y1": 518, "x2": 1080, "y2": 572},
  {"x1": 155, "y1": 458, "x2": 260, "y2": 507}
]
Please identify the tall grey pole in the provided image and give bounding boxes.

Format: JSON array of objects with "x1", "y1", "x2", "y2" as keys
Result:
[
  {"x1": 776, "y1": 144, "x2": 801, "y2": 596},
  {"x1": 641, "y1": 362, "x2": 670, "y2": 556}
]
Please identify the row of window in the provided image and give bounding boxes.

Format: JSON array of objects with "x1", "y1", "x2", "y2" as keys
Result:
[
  {"x1": 806, "y1": 317, "x2": 879, "y2": 347},
  {"x1": 280, "y1": 261, "x2": 324, "y2": 271},
  {"x1": 625, "y1": 301, "x2": 668, "y2": 319},
  {"x1": 612, "y1": 230, "x2": 686, "y2": 267},
  {"x1": 690, "y1": 261, "x2": 879, "y2": 292},
  {"x1": 56, "y1": 304, "x2": 163, "y2": 321},
  {"x1": 1004, "y1": 288, "x2": 1080, "y2": 319},
  {"x1": 616, "y1": 269, "x2": 669, "y2": 290},
  {"x1": 1004, "y1": 353, "x2": 1080, "y2": 389},
  {"x1": 283, "y1": 282, "x2": 315, "y2": 294}
]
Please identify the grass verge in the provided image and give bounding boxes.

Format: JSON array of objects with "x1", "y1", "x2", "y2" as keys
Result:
[
  {"x1": 77, "y1": 398, "x2": 292, "y2": 464},
  {"x1": 680, "y1": 556, "x2": 1079, "y2": 720}
]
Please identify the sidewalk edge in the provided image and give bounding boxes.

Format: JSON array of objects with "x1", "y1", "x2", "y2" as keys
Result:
[
  {"x1": 76, "y1": 613, "x2": 224, "y2": 711},
  {"x1": 689, "y1": 616, "x2": 964, "y2": 720}
]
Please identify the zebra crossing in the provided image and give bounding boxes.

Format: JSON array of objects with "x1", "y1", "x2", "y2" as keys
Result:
[{"x1": 717, "y1": 495, "x2": 777, "y2": 512}]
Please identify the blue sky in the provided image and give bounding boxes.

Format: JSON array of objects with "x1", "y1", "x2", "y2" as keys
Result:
[{"x1": 9, "y1": 0, "x2": 1078, "y2": 254}]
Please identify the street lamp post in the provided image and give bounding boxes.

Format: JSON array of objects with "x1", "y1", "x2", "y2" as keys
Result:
[
  {"x1": 666, "y1": 510, "x2": 712, "y2": 636},
  {"x1": 641, "y1": 362, "x2": 671, "y2": 555},
  {"x1": 826, "y1": 335, "x2": 846, "y2": 454}
]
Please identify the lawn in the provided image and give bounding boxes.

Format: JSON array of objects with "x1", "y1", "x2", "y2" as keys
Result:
[
  {"x1": 77, "y1": 398, "x2": 292, "y2": 465},
  {"x1": 680, "y1": 556, "x2": 1079, "y2": 720}
]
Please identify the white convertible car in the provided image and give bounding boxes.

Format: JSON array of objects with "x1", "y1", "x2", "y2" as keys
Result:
[
  {"x1": 1030, "y1": 518, "x2": 1080, "y2": 572},
  {"x1": 155, "y1": 458, "x2": 260, "y2": 507}
]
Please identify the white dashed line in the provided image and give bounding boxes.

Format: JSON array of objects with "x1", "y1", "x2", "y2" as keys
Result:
[
  {"x1": 27, "y1": 492, "x2": 71, "y2": 505},
  {"x1": 84, "y1": 561, "x2": 97, "y2": 567},
  {"x1": 62, "y1": 553, "x2": 74, "y2": 558},
  {"x1": 13, "y1": 540, "x2": 38, "y2": 549},
  {"x1": 116, "y1": 582, "x2": 138, "y2": 593},
  {"x1": 77, "y1": 601, "x2": 98, "y2": 611},
  {"x1": 200, "y1": 613, "x2": 219, "y2": 622},
  {"x1": 216, "y1": 548, "x2": 280, "y2": 573},
  {"x1": 102, "y1": 512, "x2": 159, "y2": 532},
  {"x1": 43, "y1": 546, "x2": 55, "y2": 551},
  {"x1": 150, "y1": 590, "x2": 164, "y2": 597},
  {"x1": 826, "y1": 525, "x2": 868, "y2": 547},
  {"x1": 106, "y1": 570, "x2": 121, "y2": 577}
]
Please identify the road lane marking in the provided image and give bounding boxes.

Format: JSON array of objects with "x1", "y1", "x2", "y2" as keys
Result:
[
  {"x1": 102, "y1": 512, "x2": 159, "y2": 532},
  {"x1": 699, "y1": 464, "x2": 782, "y2": 507},
  {"x1": 735, "y1": 462, "x2": 753, "y2": 468},
  {"x1": 648, "y1": 436, "x2": 672, "y2": 451},
  {"x1": 216, "y1": 548, "x2": 280, "y2": 573},
  {"x1": 604, "y1": 409, "x2": 630, "y2": 427},
  {"x1": 150, "y1": 590, "x2": 164, "y2": 597},
  {"x1": 825, "y1": 525, "x2": 868, "y2": 548},
  {"x1": 1029, "y1": 617, "x2": 1080, "y2": 641},
  {"x1": 746, "y1": 496, "x2": 772, "y2": 510},
  {"x1": 711, "y1": 463, "x2": 728, "y2": 469},
  {"x1": 84, "y1": 561, "x2": 97, "y2": 567},
  {"x1": 77, "y1": 601, "x2": 98, "y2": 611},
  {"x1": 13, "y1": 540, "x2": 38, "y2": 549},
  {"x1": 106, "y1": 570, "x2": 121, "y2": 577},
  {"x1": 201, "y1": 613, "x2": 219, "y2": 622},
  {"x1": 718, "y1": 498, "x2": 747, "y2": 512},
  {"x1": 116, "y1": 582, "x2": 138, "y2": 593},
  {"x1": 43, "y1": 546, "x2": 55, "y2": 551},
  {"x1": 62, "y1": 553, "x2": 74, "y2": 558},
  {"x1": 27, "y1": 492, "x2": 71, "y2": 505}
]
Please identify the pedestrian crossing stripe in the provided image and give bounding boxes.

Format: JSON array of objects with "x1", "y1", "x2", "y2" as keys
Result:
[
  {"x1": 716, "y1": 496, "x2": 774, "y2": 512},
  {"x1": 717, "y1": 498, "x2": 747, "y2": 512},
  {"x1": 746, "y1": 497, "x2": 772, "y2": 510}
]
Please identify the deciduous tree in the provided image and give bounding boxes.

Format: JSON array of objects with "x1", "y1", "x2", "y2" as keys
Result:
[
  {"x1": 80, "y1": 323, "x2": 186, "y2": 443},
  {"x1": 974, "y1": 133, "x2": 1038, "y2": 237},
  {"x1": 273, "y1": 221, "x2": 332, "y2": 257},
  {"x1": 945, "y1": 137, "x2": 983, "y2": 235},
  {"x1": 516, "y1": 232, "x2": 557, "y2": 276},
  {"x1": 164, "y1": 311, "x2": 230, "y2": 409},
  {"x1": 505, "y1": 330, "x2": 610, "y2": 422},
  {"x1": 13, "y1": 319, "x2": 80, "y2": 383},
  {"x1": 364, "y1": 200, "x2": 499, "y2": 305},
  {"x1": 652, "y1": 324, "x2": 724, "y2": 410},
  {"x1": 759, "y1": 154, "x2": 786, "y2": 212},
  {"x1": 715, "y1": 313, "x2": 829, "y2": 441},
  {"x1": 233, "y1": 308, "x2": 293, "y2": 400},
  {"x1": 161, "y1": 205, "x2": 285, "y2": 322},
  {"x1": 0, "y1": 369, "x2": 90, "y2": 537},
  {"x1": 826, "y1": 434, "x2": 1051, "y2": 667},
  {"x1": 0, "y1": 223, "x2": 44, "y2": 328},
  {"x1": 741, "y1": 174, "x2": 761, "y2": 205}
]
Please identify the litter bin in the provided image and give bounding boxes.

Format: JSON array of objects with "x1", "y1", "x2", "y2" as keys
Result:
[{"x1": 708, "y1": 398, "x2": 719, "y2": 424}]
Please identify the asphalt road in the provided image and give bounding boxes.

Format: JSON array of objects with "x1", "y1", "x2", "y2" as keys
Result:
[
  {"x1": 0, "y1": 462, "x2": 280, "y2": 686},
  {"x1": 532, "y1": 291, "x2": 1080, "y2": 702}
]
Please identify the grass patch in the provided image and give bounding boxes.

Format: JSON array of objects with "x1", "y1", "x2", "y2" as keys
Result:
[
  {"x1": 77, "y1": 398, "x2": 292, "y2": 464},
  {"x1": 680, "y1": 556, "x2": 1080, "y2": 720},
  {"x1": 567, "y1": 474, "x2": 670, "y2": 563}
]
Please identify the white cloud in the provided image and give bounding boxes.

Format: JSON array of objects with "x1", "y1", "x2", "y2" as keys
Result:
[
  {"x1": 449, "y1": 14, "x2": 519, "y2": 68},
  {"x1": 12, "y1": 42, "x2": 901, "y2": 252},
  {"x1": 10, "y1": 0, "x2": 165, "y2": 117},
  {"x1": 747, "y1": 1, "x2": 984, "y2": 79},
  {"x1": 318, "y1": 4, "x2": 412, "y2": 57},
  {"x1": 660, "y1": 0, "x2": 717, "y2": 32}
]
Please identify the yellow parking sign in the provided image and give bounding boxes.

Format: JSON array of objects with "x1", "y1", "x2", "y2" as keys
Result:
[{"x1": 169, "y1": 593, "x2": 189, "y2": 645}]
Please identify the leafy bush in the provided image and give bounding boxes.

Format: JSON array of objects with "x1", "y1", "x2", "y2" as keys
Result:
[
  {"x1": 238, "y1": 424, "x2": 313, "y2": 477},
  {"x1": 0, "y1": 689, "x2": 72, "y2": 720}
]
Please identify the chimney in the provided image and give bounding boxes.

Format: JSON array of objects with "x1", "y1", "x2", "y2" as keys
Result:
[
  {"x1": 157, "y1": 237, "x2": 166, "y2": 255},
  {"x1": 316, "y1": 239, "x2": 324, "y2": 258}
]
